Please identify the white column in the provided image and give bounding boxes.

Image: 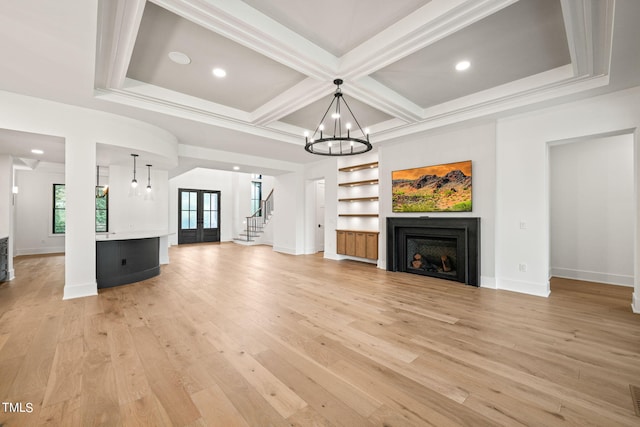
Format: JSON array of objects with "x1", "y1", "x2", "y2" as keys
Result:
[{"x1": 63, "y1": 136, "x2": 97, "y2": 299}]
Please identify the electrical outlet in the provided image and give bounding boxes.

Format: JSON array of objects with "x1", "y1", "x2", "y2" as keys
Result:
[
  {"x1": 519, "y1": 221, "x2": 527, "y2": 230},
  {"x1": 518, "y1": 263, "x2": 527, "y2": 272}
]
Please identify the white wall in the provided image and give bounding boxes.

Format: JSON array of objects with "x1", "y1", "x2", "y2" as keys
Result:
[
  {"x1": 14, "y1": 162, "x2": 65, "y2": 255},
  {"x1": 273, "y1": 171, "x2": 305, "y2": 254},
  {"x1": 550, "y1": 134, "x2": 634, "y2": 286},
  {"x1": 378, "y1": 122, "x2": 497, "y2": 286},
  {"x1": 496, "y1": 86, "x2": 640, "y2": 299}
]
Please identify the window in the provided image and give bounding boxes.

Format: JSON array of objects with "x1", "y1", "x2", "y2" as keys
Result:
[
  {"x1": 251, "y1": 181, "x2": 262, "y2": 216},
  {"x1": 95, "y1": 186, "x2": 109, "y2": 232},
  {"x1": 52, "y1": 184, "x2": 109, "y2": 234},
  {"x1": 53, "y1": 184, "x2": 65, "y2": 234},
  {"x1": 181, "y1": 190, "x2": 198, "y2": 230}
]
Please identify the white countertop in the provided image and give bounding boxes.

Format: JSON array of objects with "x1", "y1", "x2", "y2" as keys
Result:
[{"x1": 96, "y1": 230, "x2": 171, "y2": 241}]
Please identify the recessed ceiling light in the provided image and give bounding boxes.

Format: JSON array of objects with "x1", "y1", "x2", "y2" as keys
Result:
[
  {"x1": 168, "y1": 51, "x2": 191, "y2": 65},
  {"x1": 455, "y1": 60, "x2": 471, "y2": 71},
  {"x1": 233, "y1": 166, "x2": 240, "y2": 171},
  {"x1": 212, "y1": 68, "x2": 227, "y2": 78},
  {"x1": 31, "y1": 149, "x2": 44, "y2": 154}
]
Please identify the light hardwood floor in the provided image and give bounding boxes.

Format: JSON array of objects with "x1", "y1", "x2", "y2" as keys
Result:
[{"x1": 1, "y1": 243, "x2": 639, "y2": 426}]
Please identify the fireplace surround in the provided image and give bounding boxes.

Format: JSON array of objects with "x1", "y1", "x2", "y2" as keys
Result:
[{"x1": 387, "y1": 217, "x2": 480, "y2": 286}]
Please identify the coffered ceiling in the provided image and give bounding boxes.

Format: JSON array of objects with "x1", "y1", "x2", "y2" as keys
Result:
[{"x1": 2, "y1": 0, "x2": 639, "y2": 173}]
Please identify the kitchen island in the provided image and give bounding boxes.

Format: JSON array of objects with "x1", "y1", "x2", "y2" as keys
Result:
[{"x1": 96, "y1": 231, "x2": 170, "y2": 288}]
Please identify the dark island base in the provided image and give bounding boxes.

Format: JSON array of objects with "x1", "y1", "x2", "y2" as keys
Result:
[{"x1": 96, "y1": 237, "x2": 160, "y2": 288}]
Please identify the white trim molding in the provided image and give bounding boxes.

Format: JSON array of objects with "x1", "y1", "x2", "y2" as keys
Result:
[
  {"x1": 497, "y1": 278, "x2": 551, "y2": 297},
  {"x1": 551, "y1": 267, "x2": 634, "y2": 287},
  {"x1": 63, "y1": 281, "x2": 98, "y2": 300}
]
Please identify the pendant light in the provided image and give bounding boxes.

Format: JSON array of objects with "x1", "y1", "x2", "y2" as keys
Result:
[
  {"x1": 144, "y1": 164, "x2": 155, "y2": 201},
  {"x1": 128, "y1": 154, "x2": 140, "y2": 197},
  {"x1": 145, "y1": 164, "x2": 152, "y2": 193},
  {"x1": 130, "y1": 154, "x2": 138, "y2": 188}
]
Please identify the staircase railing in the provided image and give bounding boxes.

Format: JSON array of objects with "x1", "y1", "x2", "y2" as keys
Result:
[{"x1": 244, "y1": 189, "x2": 274, "y2": 241}]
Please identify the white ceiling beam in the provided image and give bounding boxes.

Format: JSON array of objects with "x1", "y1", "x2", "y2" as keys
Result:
[
  {"x1": 560, "y1": 0, "x2": 615, "y2": 77},
  {"x1": 94, "y1": 87, "x2": 302, "y2": 145},
  {"x1": 250, "y1": 0, "x2": 519, "y2": 126},
  {"x1": 250, "y1": 78, "x2": 333, "y2": 126},
  {"x1": 95, "y1": 0, "x2": 146, "y2": 89},
  {"x1": 177, "y1": 144, "x2": 302, "y2": 176},
  {"x1": 349, "y1": 77, "x2": 423, "y2": 123},
  {"x1": 375, "y1": 71, "x2": 611, "y2": 143},
  {"x1": 152, "y1": 0, "x2": 339, "y2": 80},
  {"x1": 338, "y1": 0, "x2": 519, "y2": 80},
  {"x1": 561, "y1": 0, "x2": 593, "y2": 76}
]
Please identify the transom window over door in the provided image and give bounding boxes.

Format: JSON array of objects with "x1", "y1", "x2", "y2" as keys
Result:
[{"x1": 178, "y1": 189, "x2": 220, "y2": 244}]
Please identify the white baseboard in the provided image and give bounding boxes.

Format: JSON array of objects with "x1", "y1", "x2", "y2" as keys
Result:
[
  {"x1": 497, "y1": 277, "x2": 550, "y2": 297},
  {"x1": 550, "y1": 267, "x2": 633, "y2": 287},
  {"x1": 8, "y1": 268, "x2": 15, "y2": 281},
  {"x1": 480, "y1": 276, "x2": 497, "y2": 289},
  {"x1": 322, "y1": 252, "x2": 342, "y2": 261},
  {"x1": 63, "y1": 281, "x2": 98, "y2": 300},
  {"x1": 16, "y1": 247, "x2": 65, "y2": 256},
  {"x1": 633, "y1": 292, "x2": 640, "y2": 314},
  {"x1": 273, "y1": 246, "x2": 301, "y2": 255}
]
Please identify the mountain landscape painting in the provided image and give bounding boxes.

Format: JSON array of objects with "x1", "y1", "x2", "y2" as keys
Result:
[{"x1": 392, "y1": 160, "x2": 472, "y2": 212}]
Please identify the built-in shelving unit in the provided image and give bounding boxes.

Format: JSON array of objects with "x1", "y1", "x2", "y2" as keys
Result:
[{"x1": 337, "y1": 157, "x2": 379, "y2": 261}]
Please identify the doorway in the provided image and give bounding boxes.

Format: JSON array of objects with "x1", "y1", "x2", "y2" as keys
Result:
[
  {"x1": 315, "y1": 180, "x2": 325, "y2": 252},
  {"x1": 549, "y1": 132, "x2": 634, "y2": 287},
  {"x1": 178, "y1": 188, "x2": 220, "y2": 244}
]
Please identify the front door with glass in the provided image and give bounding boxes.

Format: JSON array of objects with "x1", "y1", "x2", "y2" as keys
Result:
[{"x1": 178, "y1": 189, "x2": 220, "y2": 244}]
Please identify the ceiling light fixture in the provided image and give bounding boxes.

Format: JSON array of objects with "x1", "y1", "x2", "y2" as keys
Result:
[
  {"x1": 305, "y1": 79, "x2": 372, "y2": 156},
  {"x1": 31, "y1": 149, "x2": 44, "y2": 154},
  {"x1": 212, "y1": 68, "x2": 226, "y2": 78},
  {"x1": 233, "y1": 166, "x2": 240, "y2": 171},
  {"x1": 168, "y1": 51, "x2": 191, "y2": 65},
  {"x1": 455, "y1": 60, "x2": 471, "y2": 71}
]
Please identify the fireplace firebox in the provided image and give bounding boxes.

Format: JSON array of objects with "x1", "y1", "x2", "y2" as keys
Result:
[{"x1": 387, "y1": 217, "x2": 480, "y2": 286}]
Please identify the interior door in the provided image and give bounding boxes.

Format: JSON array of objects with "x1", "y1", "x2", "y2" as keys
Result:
[
  {"x1": 178, "y1": 189, "x2": 220, "y2": 244},
  {"x1": 315, "y1": 180, "x2": 325, "y2": 252}
]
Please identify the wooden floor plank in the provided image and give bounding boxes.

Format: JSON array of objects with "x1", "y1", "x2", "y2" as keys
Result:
[
  {"x1": 0, "y1": 245, "x2": 639, "y2": 426},
  {"x1": 129, "y1": 326, "x2": 202, "y2": 426}
]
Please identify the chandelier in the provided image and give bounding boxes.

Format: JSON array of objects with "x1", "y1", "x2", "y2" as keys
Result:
[{"x1": 304, "y1": 79, "x2": 372, "y2": 156}]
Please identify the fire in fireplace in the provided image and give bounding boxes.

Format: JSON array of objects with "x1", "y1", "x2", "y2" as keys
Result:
[{"x1": 387, "y1": 217, "x2": 480, "y2": 286}]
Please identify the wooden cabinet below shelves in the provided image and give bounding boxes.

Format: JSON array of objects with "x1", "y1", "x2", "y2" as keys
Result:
[
  {"x1": 366, "y1": 232, "x2": 378, "y2": 259},
  {"x1": 336, "y1": 230, "x2": 379, "y2": 260}
]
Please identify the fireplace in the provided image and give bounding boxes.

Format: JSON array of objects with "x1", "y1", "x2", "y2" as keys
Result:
[{"x1": 387, "y1": 217, "x2": 480, "y2": 286}]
